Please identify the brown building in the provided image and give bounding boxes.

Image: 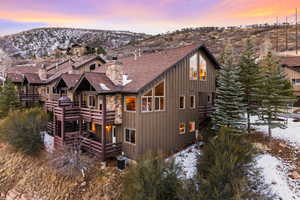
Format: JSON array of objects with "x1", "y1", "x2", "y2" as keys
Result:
[
  {"x1": 280, "y1": 56, "x2": 300, "y2": 105},
  {"x1": 6, "y1": 44, "x2": 219, "y2": 161}
]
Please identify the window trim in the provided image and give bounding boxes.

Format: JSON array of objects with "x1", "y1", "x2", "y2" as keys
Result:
[
  {"x1": 189, "y1": 53, "x2": 198, "y2": 80},
  {"x1": 141, "y1": 88, "x2": 153, "y2": 113},
  {"x1": 124, "y1": 128, "x2": 136, "y2": 145},
  {"x1": 198, "y1": 54, "x2": 207, "y2": 81},
  {"x1": 124, "y1": 96, "x2": 137, "y2": 112},
  {"x1": 141, "y1": 80, "x2": 166, "y2": 113},
  {"x1": 189, "y1": 121, "x2": 196, "y2": 133},
  {"x1": 190, "y1": 95, "x2": 196, "y2": 109},
  {"x1": 179, "y1": 123, "x2": 186, "y2": 134},
  {"x1": 88, "y1": 95, "x2": 96, "y2": 108},
  {"x1": 179, "y1": 95, "x2": 186, "y2": 110},
  {"x1": 154, "y1": 80, "x2": 166, "y2": 112}
]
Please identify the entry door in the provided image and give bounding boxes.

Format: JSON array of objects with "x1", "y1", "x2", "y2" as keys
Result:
[{"x1": 112, "y1": 126, "x2": 116, "y2": 143}]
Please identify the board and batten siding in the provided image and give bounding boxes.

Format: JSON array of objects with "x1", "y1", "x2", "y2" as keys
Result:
[
  {"x1": 119, "y1": 95, "x2": 139, "y2": 159},
  {"x1": 132, "y1": 48, "x2": 216, "y2": 159}
]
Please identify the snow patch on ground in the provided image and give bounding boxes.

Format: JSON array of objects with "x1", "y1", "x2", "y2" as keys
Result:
[
  {"x1": 256, "y1": 154, "x2": 297, "y2": 200},
  {"x1": 252, "y1": 116, "x2": 300, "y2": 148},
  {"x1": 172, "y1": 144, "x2": 202, "y2": 179}
]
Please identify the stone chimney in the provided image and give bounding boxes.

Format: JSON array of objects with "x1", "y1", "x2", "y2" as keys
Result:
[
  {"x1": 105, "y1": 57, "x2": 124, "y2": 86},
  {"x1": 38, "y1": 64, "x2": 47, "y2": 80}
]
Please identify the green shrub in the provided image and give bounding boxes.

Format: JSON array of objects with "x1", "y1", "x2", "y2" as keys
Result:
[
  {"x1": 196, "y1": 127, "x2": 257, "y2": 200},
  {"x1": 0, "y1": 107, "x2": 47, "y2": 156},
  {"x1": 121, "y1": 152, "x2": 183, "y2": 200},
  {"x1": 0, "y1": 81, "x2": 21, "y2": 118}
]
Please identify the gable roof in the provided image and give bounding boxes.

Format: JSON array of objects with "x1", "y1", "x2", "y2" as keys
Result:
[
  {"x1": 74, "y1": 72, "x2": 120, "y2": 94},
  {"x1": 54, "y1": 74, "x2": 81, "y2": 89},
  {"x1": 6, "y1": 73, "x2": 24, "y2": 83},
  {"x1": 46, "y1": 59, "x2": 75, "y2": 72},
  {"x1": 23, "y1": 73, "x2": 43, "y2": 84},
  {"x1": 280, "y1": 56, "x2": 300, "y2": 67},
  {"x1": 73, "y1": 55, "x2": 106, "y2": 69},
  {"x1": 96, "y1": 44, "x2": 219, "y2": 93},
  {"x1": 6, "y1": 65, "x2": 40, "y2": 74}
]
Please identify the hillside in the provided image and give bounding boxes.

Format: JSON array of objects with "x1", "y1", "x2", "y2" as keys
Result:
[
  {"x1": 0, "y1": 27, "x2": 150, "y2": 59},
  {"x1": 0, "y1": 143, "x2": 123, "y2": 200},
  {"x1": 111, "y1": 25, "x2": 300, "y2": 59}
]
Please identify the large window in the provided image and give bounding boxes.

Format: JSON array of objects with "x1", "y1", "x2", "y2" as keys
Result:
[
  {"x1": 189, "y1": 52, "x2": 207, "y2": 81},
  {"x1": 154, "y1": 82, "x2": 165, "y2": 111},
  {"x1": 189, "y1": 54, "x2": 198, "y2": 80},
  {"x1": 292, "y1": 79, "x2": 300, "y2": 86},
  {"x1": 189, "y1": 121, "x2": 196, "y2": 133},
  {"x1": 179, "y1": 123, "x2": 186, "y2": 134},
  {"x1": 88, "y1": 95, "x2": 96, "y2": 108},
  {"x1": 142, "y1": 90, "x2": 153, "y2": 112},
  {"x1": 199, "y1": 55, "x2": 207, "y2": 80},
  {"x1": 125, "y1": 128, "x2": 136, "y2": 144},
  {"x1": 141, "y1": 81, "x2": 165, "y2": 112},
  {"x1": 179, "y1": 95, "x2": 185, "y2": 109},
  {"x1": 125, "y1": 96, "x2": 136, "y2": 111},
  {"x1": 190, "y1": 95, "x2": 196, "y2": 109}
]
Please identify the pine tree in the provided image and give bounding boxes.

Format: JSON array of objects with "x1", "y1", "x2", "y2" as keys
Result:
[
  {"x1": 239, "y1": 38, "x2": 261, "y2": 133},
  {"x1": 0, "y1": 80, "x2": 21, "y2": 118},
  {"x1": 257, "y1": 51, "x2": 294, "y2": 137},
  {"x1": 212, "y1": 44, "x2": 246, "y2": 131}
]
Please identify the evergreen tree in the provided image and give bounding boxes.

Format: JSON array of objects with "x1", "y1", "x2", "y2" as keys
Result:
[
  {"x1": 0, "y1": 107, "x2": 47, "y2": 156},
  {"x1": 239, "y1": 38, "x2": 262, "y2": 133},
  {"x1": 257, "y1": 51, "x2": 294, "y2": 137},
  {"x1": 212, "y1": 45, "x2": 246, "y2": 131},
  {"x1": 121, "y1": 152, "x2": 183, "y2": 200},
  {"x1": 194, "y1": 128, "x2": 274, "y2": 200},
  {"x1": 0, "y1": 80, "x2": 21, "y2": 118}
]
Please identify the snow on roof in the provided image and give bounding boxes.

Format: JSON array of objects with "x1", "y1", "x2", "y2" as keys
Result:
[
  {"x1": 122, "y1": 74, "x2": 132, "y2": 86},
  {"x1": 99, "y1": 83, "x2": 111, "y2": 91}
]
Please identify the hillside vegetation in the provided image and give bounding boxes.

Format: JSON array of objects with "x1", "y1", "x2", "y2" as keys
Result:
[
  {"x1": 0, "y1": 143, "x2": 123, "y2": 200},
  {"x1": 111, "y1": 25, "x2": 300, "y2": 59}
]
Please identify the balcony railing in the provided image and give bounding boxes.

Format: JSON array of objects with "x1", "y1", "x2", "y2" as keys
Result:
[
  {"x1": 80, "y1": 107, "x2": 115, "y2": 124},
  {"x1": 198, "y1": 104, "x2": 215, "y2": 115},
  {"x1": 54, "y1": 132, "x2": 122, "y2": 159},
  {"x1": 45, "y1": 100, "x2": 116, "y2": 124},
  {"x1": 19, "y1": 93, "x2": 41, "y2": 101}
]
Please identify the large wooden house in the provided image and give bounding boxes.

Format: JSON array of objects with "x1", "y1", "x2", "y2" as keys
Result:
[
  {"x1": 6, "y1": 44, "x2": 219, "y2": 161},
  {"x1": 280, "y1": 56, "x2": 300, "y2": 105}
]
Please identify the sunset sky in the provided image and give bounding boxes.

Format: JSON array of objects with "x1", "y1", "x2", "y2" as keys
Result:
[{"x1": 0, "y1": 0, "x2": 299, "y2": 35}]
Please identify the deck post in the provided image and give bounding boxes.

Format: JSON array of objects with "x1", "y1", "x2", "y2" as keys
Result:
[
  {"x1": 79, "y1": 93, "x2": 82, "y2": 107},
  {"x1": 101, "y1": 95, "x2": 107, "y2": 162},
  {"x1": 61, "y1": 107, "x2": 65, "y2": 140}
]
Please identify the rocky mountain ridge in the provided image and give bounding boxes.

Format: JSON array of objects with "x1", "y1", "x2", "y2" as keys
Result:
[{"x1": 0, "y1": 27, "x2": 150, "y2": 59}]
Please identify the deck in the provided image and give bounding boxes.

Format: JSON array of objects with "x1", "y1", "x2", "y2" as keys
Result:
[
  {"x1": 19, "y1": 93, "x2": 41, "y2": 101},
  {"x1": 198, "y1": 104, "x2": 215, "y2": 116},
  {"x1": 54, "y1": 132, "x2": 122, "y2": 159},
  {"x1": 45, "y1": 100, "x2": 115, "y2": 124}
]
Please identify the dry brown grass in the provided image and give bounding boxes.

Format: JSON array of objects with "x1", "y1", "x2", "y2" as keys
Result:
[{"x1": 0, "y1": 143, "x2": 123, "y2": 200}]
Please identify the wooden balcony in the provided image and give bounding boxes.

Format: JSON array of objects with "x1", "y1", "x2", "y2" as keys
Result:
[
  {"x1": 45, "y1": 100, "x2": 116, "y2": 125},
  {"x1": 198, "y1": 104, "x2": 215, "y2": 115},
  {"x1": 54, "y1": 132, "x2": 122, "y2": 159},
  {"x1": 80, "y1": 107, "x2": 115, "y2": 124},
  {"x1": 19, "y1": 93, "x2": 41, "y2": 101}
]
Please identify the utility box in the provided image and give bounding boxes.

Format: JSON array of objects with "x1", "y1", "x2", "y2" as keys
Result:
[{"x1": 117, "y1": 156, "x2": 127, "y2": 170}]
